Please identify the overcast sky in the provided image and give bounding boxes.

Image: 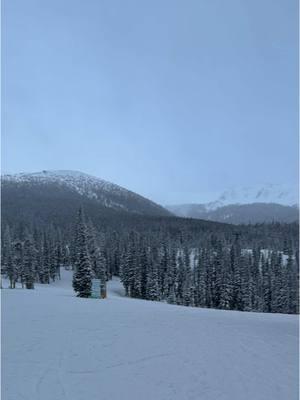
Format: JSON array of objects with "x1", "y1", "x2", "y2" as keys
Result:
[{"x1": 2, "y1": 0, "x2": 298, "y2": 204}]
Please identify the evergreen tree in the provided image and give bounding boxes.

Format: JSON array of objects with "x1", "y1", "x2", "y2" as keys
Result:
[
  {"x1": 195, "y1": 250, "x2": 207, "y2": 307},
  {"x1": 14, "y1": 241, "x2": 24, "y2": 288},
  {"x1": 219, "y1": 253, "x2": 232, "y2": 310},
  {"x1": 120, "y1": 247, "x2": 130, "y2": 296},
  {"x1": 139, "y1": 244, "x2": 149, "y2": 299},
  {"x1": 261, "y1": 256, "x2": 272, "y2": 312},
  {"x1": 146, "y1": 259, "x2": 160, "y2": 301},
  {"x1": 72, "y1": 208, "x2": 92, "y2": 298},
  {"x1": 23, "y1": 237, "x2": 36, "y2": 289},
  {"x1": 3, "y1": 226, "x2": 16, "y2": 288},
  {"x1": 41, "y1": 235, "x2": 50, "y2": 284}
]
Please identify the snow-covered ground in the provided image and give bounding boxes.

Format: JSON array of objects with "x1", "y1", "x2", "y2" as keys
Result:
[{"x1": 2, "y1": 270, "x2": 299, "y2": 400}]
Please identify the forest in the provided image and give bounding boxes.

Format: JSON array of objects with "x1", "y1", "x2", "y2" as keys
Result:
[{"x1": 1, "y1": 207, "x2": 299, "y2": 314}]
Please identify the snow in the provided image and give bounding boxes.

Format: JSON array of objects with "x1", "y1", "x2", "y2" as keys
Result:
[
  {"x1": 208, "y1": 183, "x2": 299, "y2": 209},
  {"x1": 2, "y1": 170, "x2": 125, "y2": 195},
  {"x1": 167, "y1": 183, "x2": 299, "y2": 214},
  {"x1": 2, "y1": 170, "x2": 168, "y2": 215},
  {"x1": 2, "y1": 270, "x2": 299, "y2": 400}
]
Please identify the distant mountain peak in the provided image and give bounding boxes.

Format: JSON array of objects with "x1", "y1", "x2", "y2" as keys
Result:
[
  {"x1": 207, "y1": 183, "x2": 298, "y2": 210},
  {"x1": 166, "y1": 183, "x2": 298, "y2": 224}
]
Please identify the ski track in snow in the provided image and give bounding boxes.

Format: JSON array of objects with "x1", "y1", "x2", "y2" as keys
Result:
[{"x1": 2, "y1": 270, "x2": 299, "y2": 400}]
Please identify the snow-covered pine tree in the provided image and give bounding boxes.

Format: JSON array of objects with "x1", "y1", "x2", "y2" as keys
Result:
[
  {"x1": 146, "y1": 259, "x2": 160, "y2": 301},
  {"x1": 231, "y1": 237, "x2": 243, "y2": 310},
  {"x1": 49, "y1": 240, "x2": 57, "y2": 282},
  {"x1": 72, "y1": 208, "x2": 92, "y2": 298},
  {"x1": 160, "y1": 241, "x2": 169, "y2": 299},
  {"x1": 182, "y1": 249, "x2": 193, "y2": 306},
  {"x1": 13, "y1": 240, "x2": 24, "y2": 288},
  {"x1": 240, "y1": 254, "x2": 252, "y2": 311},
  {"x1": 55, "y1": 243, "x2": 62, "y2": 280},
  {"x1": 250, "y1": 248, "x2": 262, "y2": 311},
  {"x1": 167, "y1": 249, "x2": 177, "y2": 304},
  {"x1": 194, "y1": 249, "x2": 207, "y2": 307},
  {"x1": 3, "y1": 226, "x2": 16, "y2": 288},
  {"x1": 219, "y1": 253, "x2": 232, "y2": 310},
  {"x1": 176, "y1": 251, "x2": 185, "y2": 304},
  {"x1": 120, "y1": 247, "x2": 130, "y2": 296},
  {"x1": 41, "y1": 235, "x2": 50, "y2": 284},
  {"x1": 139, "y1": 244, "x2": 149, "y2": 299},
  {"x1": 261, "y1": 255, "x2": 272, "y2": 312},
  {"x1": 286, "y1": 249, "x2": 298, "y2": 314},
  {"x1": 98, "y1": 247, "x2": 107, "y2": 299},
  {"x1": 125, "y1": 232, "x2": 140, "y2": 297},
  {"x1": 23, "y1": 237, "x2": 36, "y2": 289},
  {"x1": 270, "y1": 252, "x2": 288, "y2": 313},
  {"x1": 212, "y1": 241, "x2": 223, "y2": 308}
]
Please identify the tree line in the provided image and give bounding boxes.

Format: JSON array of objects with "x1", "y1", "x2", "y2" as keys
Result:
[
  {"x1": 1, "y1": 208, "x2": 299, "y2": 313},
  {"x1": 119, "y1": 232, "x2": 299, "y2": 314}
]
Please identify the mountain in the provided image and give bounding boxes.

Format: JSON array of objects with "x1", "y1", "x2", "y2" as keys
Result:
[
  {"x1": 167, "y1": 184, "x2": 299, "y2": 224},
  {"x1": 1, "y1": 170, "x2": 172, "y2": 226}
]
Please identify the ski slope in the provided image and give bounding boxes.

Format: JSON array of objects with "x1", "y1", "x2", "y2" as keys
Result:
[{"x1": 2, "y1": 270, "x2": 299, "y2": 400}]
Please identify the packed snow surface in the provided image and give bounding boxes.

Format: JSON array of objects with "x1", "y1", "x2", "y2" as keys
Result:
[{"x1": 2, "y1": 270, "x2": 299, "y2": 400}]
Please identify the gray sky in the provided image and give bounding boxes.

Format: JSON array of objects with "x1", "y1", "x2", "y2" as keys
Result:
[{"x1": 2, "y1": 0, "x2": 298, "y2": 204}]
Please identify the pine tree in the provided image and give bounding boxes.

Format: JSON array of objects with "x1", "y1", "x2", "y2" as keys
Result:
[
  {"x1": 271, "y1": 252, "x2": 288, "y2": 313},
  {"x1": 3, "y1": 226, "x2": 16, "y2": 288},
  {"x1": 124, "y1": 232, "x2": 142, "y2": 298},
  {"x1": 176, "y1": 252, "x2": 185, "y2": 304},
  {"x1": 139, "y1": 244, "x2": 149, "y2": 299},
  {"x1": 160, "y1": 241, "x2": 169, "y2": 299},
  {"x1": 231, "y1": 238, "x2": 243, "y2": 310},
  {"x1": 41, "y1": 236, "x2": 50, "y2": 284},
  {"x1": 261, "y1": 255, "x2": 272, "y2": 312},
  {"x1": 287, "y1": 249, "x2": 298, "y2": 314},
  {"x1": 23, "y1": 237, "x2": 36, "y2": 289},
  {"x1": 240, "y1": 254, "x2": 252, "y2": 311},
  {"x1": 146, "y1": 259, "x2": 160, "y2": 301},
  {"x1": 98, "y1": 247, "x2": 107, "y2": 299},
  {"x1": 49, "y1": 240, "x2": 57, "y2": 282},
  {"x1": 53, "y1": 239, "x2": 62, "y2": 280},
  {"x1": 167, "y1": 249, "x2": 177, "y2": 304},
  {"x1": 72, "y1": 208, "x2": 92, "y2": 298},
  {"x1": 120, "y1": 248, "x2": 130, "y2": 296},
  {"x1": 195, "y1": 250, "x2": 207, "y2": 307},
  {"x1": 13, "y1": 241, "x2": 24, "y2": 288},
  {"x1": 219, "y1": 253, "x2": 232, "y2": 310}
]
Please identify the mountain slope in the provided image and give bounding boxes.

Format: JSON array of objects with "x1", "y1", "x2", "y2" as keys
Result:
[
  {"x1": 1, "y1": 170, "x2": 172, "y2": 224},
  {"x1": 2, "y1": 270, "x2": 298, "y2": 400},
  {"x1": 168, "y1": 203, "x2": 299, "y2": 224},
  {"x1": 206, "y1": 183, "x2": 298, "y2": 210},
  {"x1": 167, "y1": 184, "x2": 299, "y2": 224}
]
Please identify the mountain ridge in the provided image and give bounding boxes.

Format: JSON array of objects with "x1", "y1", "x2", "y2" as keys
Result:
[
  {"x1": 1, "y1": 169, "x2": 172, "y2": 218},
  {"x1": 166, "y1": 183, "x2": 298, "y2": 224}
]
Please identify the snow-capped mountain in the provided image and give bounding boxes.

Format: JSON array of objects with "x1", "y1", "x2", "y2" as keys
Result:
[
  {"x1": 2, "y1": 170, "x2": 172, "y2": 218},
  {"x1": 205, "y1": 184, "x2": 298, "y2": 211},
  {"x1": 166, "y1": 184, "x2": 299, "y2": 224}
]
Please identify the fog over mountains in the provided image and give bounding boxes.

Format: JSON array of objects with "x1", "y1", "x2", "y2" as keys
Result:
[{"x1": 167, "y1": 184, "x2": 299, "y2": 224}]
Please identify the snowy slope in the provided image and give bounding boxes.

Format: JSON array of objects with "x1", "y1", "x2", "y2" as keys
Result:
[
  {"x1": 207, "y1": 183, "x2": 298, "y2": 210},
  {"x1": 2, "y1": 170, "x2": 171, "y2": 217},
  {"x1": 166, "y1": 183, "x2": 299, "y2": 223},
  {"x1": 2, "y1": 270, "x2": 299, "y2": 400}
]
